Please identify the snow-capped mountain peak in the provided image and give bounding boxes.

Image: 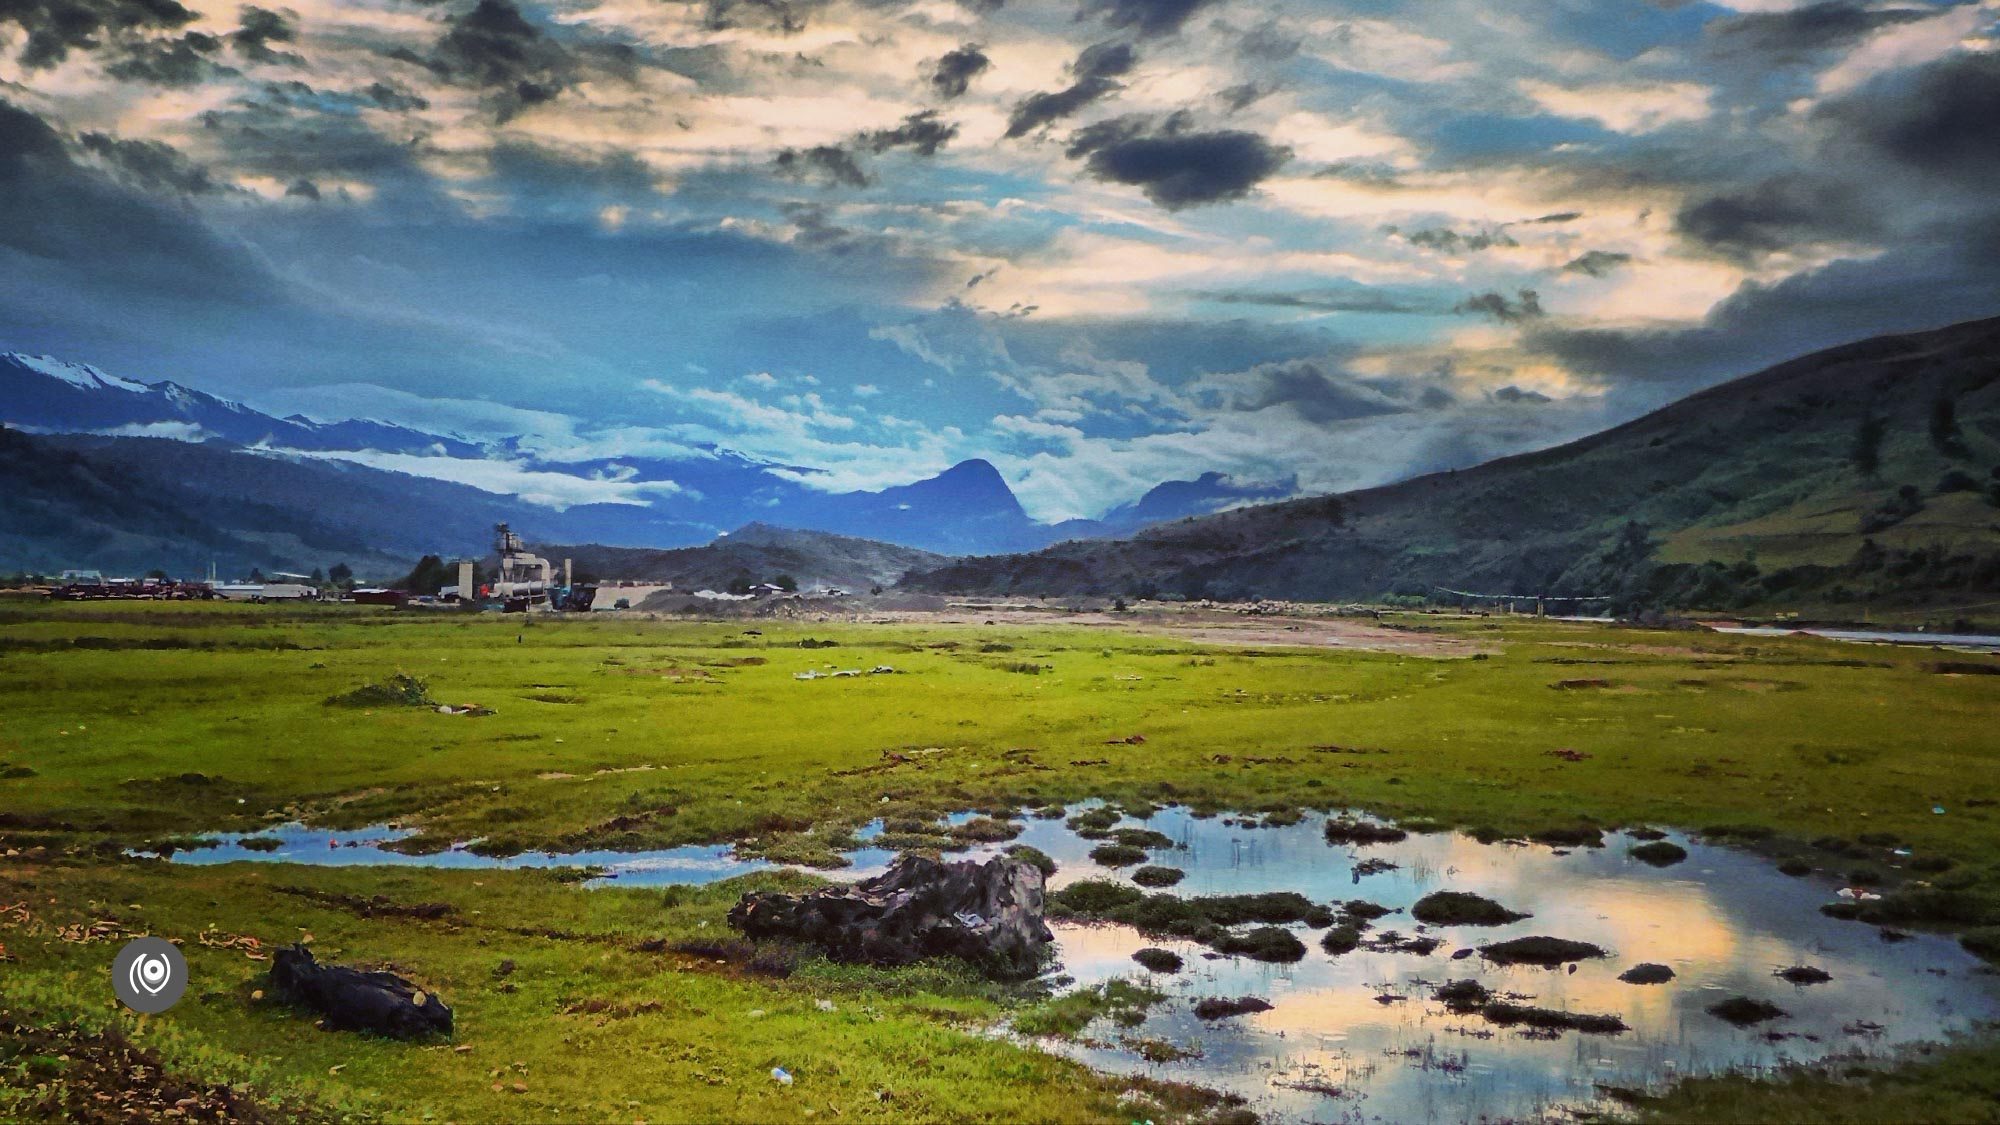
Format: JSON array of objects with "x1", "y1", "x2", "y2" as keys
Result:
[{"x1": 11, "y1": 353, "x2": 151, "y2": 394}]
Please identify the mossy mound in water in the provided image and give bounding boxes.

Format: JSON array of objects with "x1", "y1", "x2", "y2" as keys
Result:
[
  {"x1": 1434, "y1": 979, "x2": 1491, "y2": 1013},
  {"x1": 1412, "y1": 891, "x2": 1529, "y2": 926},
  {"x1": 1321, "y1": 923, "x2": 1363, "y2": 955},
  {"x1": 1480, "y1": 1002, "x2": 1628, "y2": 1035},
  {"x1": 325, "y1": 673, "x2": 433, "y2": 708},
  {"x1": 1324, "y1": 819, "x2": 1407, "y2": 846},
  {"x1": 1049, "y1": 883, "x2": 1336, "y2": 958},
  {"x1": 1776, "y1": 965, "x2": 1832, "y2": 985},
  {"x1": 1362, "y1": 929, "x2": 1442, "y2": 955},
  {"x1": 1619, "y1": 963, "x2": 1676, "y2": 984},
  {"x1": 1132, "y1": 947, "x2": 1183, "y2": 973},
  {"x1": 1210, "y1": 926, "x2": 1306, "y2": 963},
  {"x1": 1479, "y1": 935, "x2": 1608, "y2": 966},
  {"x1": 1708, "y1": 996, "x2": 1787, "y2": 1026},
  {"x1": 1108, "y1": 828, "x2": 1175, "y2": 849},
  {"x1": 950, "y1": 817, "x2": 1023, "y2": 843},
  {"x1": 1131, "y1": 865, "x2": 1184, "y2": 888},
  {"x1": 1340, "y1": 900, "x2": 1395, "y2": 921},
  {"x1": 1004, "y1": 844, "x2": 1056, "y2": 877},
  {"x1": 1629, "y1": 841, "x2": 1689, "y2": 867},
  {"x1": 1067, "y1": 807, "x2": 1120, "y2": 838},
  {"x1": 1089, "y1": 843, "x2": 1148, "y2": 867},
  {"x1": 1192, "y1": 996, "x2": 1272, "y2": 1021}
]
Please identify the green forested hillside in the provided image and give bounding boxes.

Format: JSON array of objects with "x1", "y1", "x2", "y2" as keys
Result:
[{"x1": 907, "y1": 316, "x2": 2000, "y2": 616}]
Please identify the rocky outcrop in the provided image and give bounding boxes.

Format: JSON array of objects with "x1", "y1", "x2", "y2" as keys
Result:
[
  {"x1": 269, "y1": 945, "x2": 452, "y2": 1039},
  {"x1": 727, "y1": 854, "x2": 1053, "y2": 979}
]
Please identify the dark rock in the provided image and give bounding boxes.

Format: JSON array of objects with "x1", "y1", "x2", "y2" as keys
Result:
[
  {"x1": 1132, "y1": 947, "x2": 1183, "y2": 973},
  {"x1": 1629, "y1": 841, "x2": 1688, "y2": 867},
  {"x1": 727, "y1": 854, "x2": 1053, "y2": 979},
  {"x1": 1193, "y1": 996, "x2": 1273, "y2": 1021},
  {"x1": 1479, "y1": 936, "x2": 1608, "y2": 967},
  {"x1": 1618, "y1": 962, "x2": 1676, "y2": 984},
  {"x1": 269, "y1": 945, "x2": 452, "y2": 1039},
  {"x1": 1531, "y1": 825, "x2": 1605, "y2": 848},
  {"x1": 1708, "y1": 996, "x2": 1787, "y2": 1026},
  {"x1": 1412, "y1": 891, "x2": 1529, "y2": 926},
  {"x1": 1776, "y1": 965, "x2": 1832, "y2": 985}
]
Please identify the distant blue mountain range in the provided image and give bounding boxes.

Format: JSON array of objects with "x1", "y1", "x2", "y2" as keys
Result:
[{"x1": 0, "y1": 352, "x2": 1293, "y2": 564}]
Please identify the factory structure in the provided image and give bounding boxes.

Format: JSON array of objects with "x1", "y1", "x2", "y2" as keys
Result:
[{"x1": 38, "y1": 525, "x2": 675, "y2": 612}]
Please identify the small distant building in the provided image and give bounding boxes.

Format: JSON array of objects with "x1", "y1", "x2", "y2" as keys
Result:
[{"x1": 351, "y1": 588, "x2": 408, "y2": 607}]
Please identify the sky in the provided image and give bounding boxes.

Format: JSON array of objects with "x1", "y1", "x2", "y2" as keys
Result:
[{"x1": 2, "y1": 0, "x2": 1998, "y2": 521}]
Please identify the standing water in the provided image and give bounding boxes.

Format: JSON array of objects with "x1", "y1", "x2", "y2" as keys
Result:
[{"x1": 164, "y1": 808, "x2": 1999, "y2": 1122}]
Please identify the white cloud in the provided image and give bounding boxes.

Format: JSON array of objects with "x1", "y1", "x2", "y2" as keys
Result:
[
  {"x1": 274, "y1": 448, "x2": 684, "y2": 510},
  {"x1": 1518, "y1": 79, "x2": 1713, "y2": 132}
]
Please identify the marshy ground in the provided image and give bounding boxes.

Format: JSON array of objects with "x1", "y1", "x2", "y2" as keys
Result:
[{"x1": 1, "y1": 599, "x2": 1997, "y2": 1122}]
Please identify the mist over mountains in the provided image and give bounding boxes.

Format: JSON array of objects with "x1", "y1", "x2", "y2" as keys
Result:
[{"x1": 0, "y1": 352, "x2": 1285, "y2": 574}]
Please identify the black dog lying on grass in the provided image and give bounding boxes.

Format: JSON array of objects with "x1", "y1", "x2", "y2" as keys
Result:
[{"x1": 270, "y1": 944, "x2": 452, "y2": 1039}]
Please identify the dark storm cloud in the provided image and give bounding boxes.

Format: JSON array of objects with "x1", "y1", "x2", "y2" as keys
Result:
[
  {"x1": 284, "y1": 176, "x2": 319, "y2": 198},
  {"x1": 78, "y1": 131, "x2": 219, "y2": 193},
  {"x1": 774, "y1": 111, "x2": 959, "y2": 189},
  {"x1": 1562, "y1": 250, "x2": 1631, "y2": 277},
  {"x1": 863, "y1": 110, "x2": 958, "y2": 156},
  {"x1": 1455, "y1": 289, "x2": 1544, "y2": 322},
  {"x1": 928, "y1": 43, "x2": 990, "y2": 99},
  {"x1": 1395, "y1": 226, "x2": 1517, "y2": 253},
  {"x1": 1235, "y1": 20, "x2": 1300, "y2": 61},
  {"x1": 1526, "y1": 238, "x2": 2000, "y2": 407},
  {"x1": 1491, "y1": 385, "x2": 1550, "y2": 404},
  {"x1": 1706, "y1": 1, "x2": 1931, "y2": 58},
  {"x1": 1205, "y1": 358, "x2": 1412, "y2": 423},
  {"x1": 703, "y1": 0, "x2": 809, "y2": 34},
  {"x1": 1674, "y1": 176, "x2": 1870, "y2": 259},
  {"x1": 1817, "y1": 50, "x2": 2000, "y2": 185},
  {"x1": 105, "y1": 30, "x2": 231, "y2": 85},
  {"x1": 1216, "y1": 82, "x2": 1268, "y2": 113},
  {"x1": 196, "y1": 84, "x2": 430, "y2": 185},
  {"x1": 1199, "y1": 289, "x2": 1445, "y2": 315},
  {"x1": 431, "y1": 0, "x2": 571, "y2": 117},
  {"x1": 1003, "y1": 39, "x2": 1134, "y2": 138},
  {"x1": 0, "y1": 99, "x2": 270, "y2": 305},
  {"x1": 1066, "y1": 115, "x2": 1291, "y2": 210},
  {"x1": 0, "y1": 0, "x2": 194, "y2": 68},
  {"x1": 227, "y1": 5, "x2": 301, "y2": 65},
  {"x1": 363, "y1": 80, "x2": 430, "y2": 112},
  {"x1": 1078, "y1": 0, "x2": 1218, "y2": 38},
  {"x1": 425, "y1": 0, "x2": 636, "y2": 122},
  {"x1": 773, "y1": 143, "x2": 869, "y2": 187}
]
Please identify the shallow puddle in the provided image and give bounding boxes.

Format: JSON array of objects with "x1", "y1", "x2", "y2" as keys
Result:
[
  {"x1": 167, "y1": 808, "x2": 2000, "y2": 1122},
  {"x1": 162, "y1": 821, "x2": 899, "y2": 884}
]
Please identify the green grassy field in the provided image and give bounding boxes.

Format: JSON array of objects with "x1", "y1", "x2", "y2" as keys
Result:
[{"x1": 2, "y1": 600, "x2": 1998, "y2": 1121}]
